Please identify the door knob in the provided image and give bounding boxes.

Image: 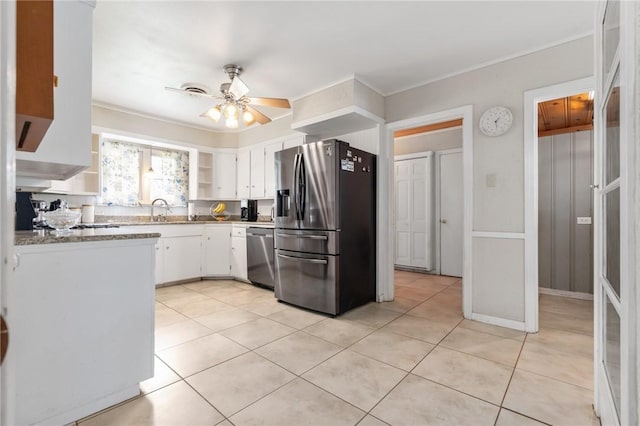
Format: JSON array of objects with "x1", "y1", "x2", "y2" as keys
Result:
[{"x1": 441, "y1": 219, "x2": 447, "y2": 224}]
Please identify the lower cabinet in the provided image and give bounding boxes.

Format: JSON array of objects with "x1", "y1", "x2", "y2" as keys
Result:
[
  {"x1": 202, "y1": 224, "x2": 232, "y2": 276},
  {"x1": 231, "y1": 225, "x2": 248, "y2": 281},
  {"x1": 11, "y1": 238, "x2": 156, "y2": 425},
  {"x1": 129, "y1": 223, "x2": 255, "y2": 284},
  {"x1": 163, "y1": 235, "x2": 202, "y2": 283}
]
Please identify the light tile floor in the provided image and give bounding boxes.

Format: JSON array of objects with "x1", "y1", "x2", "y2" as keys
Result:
[{"x1": 76, "y1": 271, "x2": 599, "y2": 426}]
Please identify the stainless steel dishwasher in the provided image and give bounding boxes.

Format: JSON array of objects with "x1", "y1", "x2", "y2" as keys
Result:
[{"x1": 246, "y1": 227, "x2": 275, "y2": 289}]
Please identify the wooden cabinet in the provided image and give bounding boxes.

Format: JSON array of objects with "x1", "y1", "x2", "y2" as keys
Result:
[
  {"x1": 202, "y1": 225, "x2": 232, "y2": 276},
  {"x1": 16, "y1": 0, "x2": 54, "y2": 152},
  {"x1": 236, "y1": 150, "x2": 251, "y2": 199},
  {"x1": 212, "y1": 152, "x2": 237, "y2": 199},
  {"x1": 231, "y1": 225, "x2": 248, "y2": 280},
  {"x1": 16, "y1": 0, "x2": 94, "y2": 180}
]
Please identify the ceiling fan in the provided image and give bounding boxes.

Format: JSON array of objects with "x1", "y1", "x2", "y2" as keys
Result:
[{"x1": 165, "y1": 64, "x2": 291, "y2": 129}]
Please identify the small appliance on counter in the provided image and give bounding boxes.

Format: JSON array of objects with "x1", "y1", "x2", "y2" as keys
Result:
[
  {"x1": 240, "y1": 199, "x2": 258, "y2": 222},
  {"x1": 15, "y1": 192, "x2": 37, "y2": 230}
]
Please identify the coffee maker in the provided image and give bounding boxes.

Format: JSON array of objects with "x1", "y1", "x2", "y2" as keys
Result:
[{"x1": 240, "y1": 199, "x2": 258, "y2": 222}]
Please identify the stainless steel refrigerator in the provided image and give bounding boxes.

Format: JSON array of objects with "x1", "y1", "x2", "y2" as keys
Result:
[{"x1": 274, "y1": 139, "x2": 376, "y2": 315}]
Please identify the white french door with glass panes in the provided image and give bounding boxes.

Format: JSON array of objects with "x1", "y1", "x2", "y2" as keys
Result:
[{"x1": 594, "y1": 1, "x2": 637, "y2": 425}]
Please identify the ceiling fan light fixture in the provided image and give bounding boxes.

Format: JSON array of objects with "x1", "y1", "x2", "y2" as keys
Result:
[
  {"x1": 225, "y1": 116, "x2": 239, "y2": 129},
  {"x1": 204, "y1": 105, "x2": 222, "y2": 122},
  {"x1": 243, "y1": 110, "x2": 255, "y2": 125},
  {"x1": 224, "y1": 102, "x2": 238, "y2": 120}
]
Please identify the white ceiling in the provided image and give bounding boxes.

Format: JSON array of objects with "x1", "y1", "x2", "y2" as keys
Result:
[{"x1": 92, "y1": 1, "x2": 596, "y2": 132}]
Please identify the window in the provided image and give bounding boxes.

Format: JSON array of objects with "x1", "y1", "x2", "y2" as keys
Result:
[{"x1": 100, "y1": 138, "x2": 189, "y2": 206}]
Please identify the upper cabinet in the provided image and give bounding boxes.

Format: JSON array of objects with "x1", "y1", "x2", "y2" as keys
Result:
[
  {"x1": 236, "y1": 150, "x2": 251, "y2": 199},
  {"x1": 16, "y1": 0, "x2": 54, "y2": 152},
  {"x1": 16, "y1": 0, "x2": 94, "y2": 180},
  {"x1": 264, "y1": 141, "x2": 283, "y2": 198},
  {"x1": 212, "y1": 152, "x2": 237, "y2": 200},
  {"x1": 249, "y1": 147, "x2": 265, "y2": 199}
]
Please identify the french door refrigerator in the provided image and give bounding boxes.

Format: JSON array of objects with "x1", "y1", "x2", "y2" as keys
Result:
[{"x1": 274, "y1": 139, "x2": 376, "y2": 315}]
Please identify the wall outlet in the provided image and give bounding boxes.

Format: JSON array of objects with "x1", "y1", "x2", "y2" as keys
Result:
[{"x1": 577, "y1": 217, "x2": 592, "y2": 225}]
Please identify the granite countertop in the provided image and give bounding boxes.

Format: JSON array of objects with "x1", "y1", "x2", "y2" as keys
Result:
[
  {"x1": 106, "y1": 220, "x2": 275, "y2": 228},
  {"x1": 15, "y1": 229, "x2": 161, "y2": 246}
]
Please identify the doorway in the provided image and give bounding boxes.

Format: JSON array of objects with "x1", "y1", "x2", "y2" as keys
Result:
[
  {"x1": 393, "y1": 125, "x2": 463, "y2": 277},
  {"x1": 383, "y1": 105, "x2": 473, "y2": 318},
  {"x1": 537, "y1": 93, "x2": 594, "y2": 299}
]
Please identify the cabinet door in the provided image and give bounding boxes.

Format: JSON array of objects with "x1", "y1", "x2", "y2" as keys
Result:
[
  {"x1": 202, "y1": 226, "x2": 231, "y2": 276},
  {"x1": 264, "y1": 142, "x2": 282, "y2": 198},
  {"x1": 236, "y1": 150, "x2": 251, "y2": 199},
  {"x1": 231, "y1": 236, "x2": 248, "y2": 280},
  {"x1": 163, "y1": 236, "x2": 202, "y2": 283},
  {"x1": 213, "y1": 152, "x2": 237, "y2": 199},
  {"x1": 250, "y1": 147, "x2": 265, "y2": 198},
  {"x1": 154, "y1": 238, "x2": 164, "y2": 286}
]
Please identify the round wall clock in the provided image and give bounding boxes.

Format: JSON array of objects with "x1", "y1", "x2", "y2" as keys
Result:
[{"x1": 479, "y1": 106, "x2": 513, "y2": 136}]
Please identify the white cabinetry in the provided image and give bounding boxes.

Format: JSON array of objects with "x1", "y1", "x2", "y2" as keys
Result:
[
  {"x1": 16, "y1": 1, "x2": 94, "y2": 180},
  {"x1": 264, "y1": 142, "x2": 282, "y2": 198},
  {"x1": 128, "y1": 225, "x2": 204, "y2": 285},
  {"x1": 202, "y1": 225, "x2": 232, "y2": 276},
  {"x1": 11, "y1": 238, "x2": 156, "y2": 425},
  {"x1": 196, "y1": 151, "x2": 214, "y2": 199},
  {"x1": 236, "y1": 150, "x2": 251, "y2": 199},
  {"x1": 163, "y1": 236, "x2": 202, "y2": 283},
  {"x1": 231, "y1": 225, "x2": 248, "y2": 281},
  {"x1": 250, "y1": 147, "x2": 265, "y2": 198},
  {"x1": 213, "y1": 152, "x2": 237, "y2": 199}
]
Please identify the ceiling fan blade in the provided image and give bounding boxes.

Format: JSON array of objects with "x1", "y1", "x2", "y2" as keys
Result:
[
  {"x1": 229, "y1": 76, "x2": 250, "y2": 99},
  {"x1": 246, "y1": 97, "x2": 291, "y2": 109},
  {"x1": 164, "y1": 86, "x2": 222, "y2": 100},
  {"x1": 246, "y1": 105, "x2": 271, "y2": 125}
]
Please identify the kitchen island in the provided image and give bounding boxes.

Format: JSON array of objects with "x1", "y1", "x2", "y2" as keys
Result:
[{"x1": 8, "y1": 229, "x2": 159, "y2": 425}]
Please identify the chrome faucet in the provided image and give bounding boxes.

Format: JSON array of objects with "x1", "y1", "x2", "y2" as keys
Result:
[{"x1": 151, "y1": 198, "x2": 170, "y2": 222}]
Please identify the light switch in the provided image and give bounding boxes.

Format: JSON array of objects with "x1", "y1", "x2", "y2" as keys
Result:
[
  {"x1": 577, "y1": 217, "x2": 592, "y2": 225},
  {"x1": 486, "y1": 173, "x2": 497, "y2": 188}
]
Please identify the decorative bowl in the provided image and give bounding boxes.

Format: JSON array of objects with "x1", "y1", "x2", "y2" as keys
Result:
[{"x1": 43, "y1": 208, "x2": 82, "y2": 233}]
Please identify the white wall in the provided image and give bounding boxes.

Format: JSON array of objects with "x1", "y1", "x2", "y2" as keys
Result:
[
  {"x1": 236, "y1": 114, "x2": 300, "y2": 148},
  {"x1": 92, "y1": 105, "x2": 237, "y2": 149},
  {"x1": 394, "y1": 127, "x2": 462, "y2": 155},
  {"x1": 386, "y1": 36, "x2": 593, "y2": 323}
]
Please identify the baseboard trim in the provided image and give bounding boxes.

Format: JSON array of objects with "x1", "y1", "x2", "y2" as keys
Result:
[
  {"x1": 394, "y1": 266, "x2": 435, "y2": 275},
  {"x1": 469, "y1": 313, "x2": 526, "y2": 332},
  {"x1": 539, "y1": 287, "x2": 594, "y2": 300}
]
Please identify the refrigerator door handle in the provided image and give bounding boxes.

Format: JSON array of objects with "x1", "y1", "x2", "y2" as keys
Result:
[
  {"x1": 293, "y1": 153, "x2": 301, "y2": 220},
  {"x1": 298, "y1": 153, "x2": 306, "y2": 220},
  {"x1": 277, "y1": 253, "x2": 328, "y2": 265},
  {"x1": 277, "y1": 233, "x2": 328, "y2": 240}
]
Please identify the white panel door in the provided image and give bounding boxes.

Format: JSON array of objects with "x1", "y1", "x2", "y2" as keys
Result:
[
  {"x1": 439, "y1": 151, "x2": 463, "y2": 277},
  {"x1": 394, "y1": 156, "x2": 432, "y2": 269},
  {"x1": 236, "y1": 150, "x2": 251, "y2": 199},
  {"x1": 395, "y1": 161, "x2": 411, "y2": 266}
]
